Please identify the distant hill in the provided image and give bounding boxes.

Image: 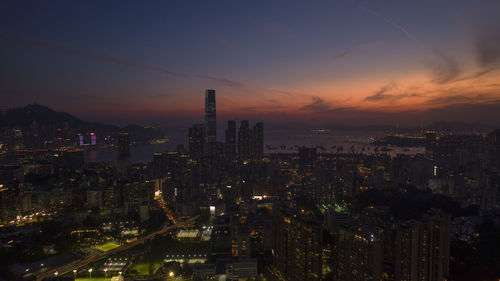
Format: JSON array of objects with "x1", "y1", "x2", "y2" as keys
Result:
[
  {"x1": 0, "y1": 104, "x2": 118, "y2": 130},
  {"x1": 266, "y1": 121, "x2": 493, "y2": 135},
  {"x1": 426, "y1": 121, "x2": 493, "y2": 133},
  {"x1": 0, "y1": 104, "x2": 163, "y2": 143}
]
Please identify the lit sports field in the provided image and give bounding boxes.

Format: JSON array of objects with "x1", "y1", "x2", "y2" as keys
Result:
[
  {"x1": 129, "y1": 262, "x2": 160, "y2": 275},
  {"x1": 201, "y1": 229, "x2": 212, "y2": 241},
  {"x1": 95, "y1": 241, "x2": 121, "y2": 252},
  {"x1": 176, "y1": 229, "x2": 199, "y2": 239},
  {"x1": 187, "y1": 258, "x2": 207, "y2": 264},
  {"x1": 76, "y1": 278, "x2": 109, "y2": 281}
]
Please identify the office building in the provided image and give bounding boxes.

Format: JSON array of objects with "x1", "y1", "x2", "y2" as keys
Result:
[
  {"x1": 205, "y1": 89, "x2": 217, "y2": 143},
  {"x1": 118, "y1": 133, "x2": 130, "y2": 159}
]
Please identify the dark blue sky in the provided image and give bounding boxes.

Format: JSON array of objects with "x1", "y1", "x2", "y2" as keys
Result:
[{"x1": 1, "y1": 1, "x2": 499, "y2": 127}]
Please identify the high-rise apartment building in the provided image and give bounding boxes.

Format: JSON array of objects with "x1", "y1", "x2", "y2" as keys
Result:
[
  {"x1": 329, "y1": 227, "x2": 383, "y2": 281},
  {"x1": 189, "y1": 124, "x2": 205, "y2": 162},
  {"x1": 273, "y1": 203, "x2": 323, "y2": 281},
  {"x1": 225, "y1": 120, "x2": 237, "y2": 161},
  {"x1": 252, "y1": 122, "x2": 263, "y2": 160},
  {"x1": 238, "y1": 120, "x2": 252, "y2": 162}
]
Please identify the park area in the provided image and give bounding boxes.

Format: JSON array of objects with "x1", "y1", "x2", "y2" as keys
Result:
[
  {"x1": 95, "y1": 241, "x2": 121, "y2": 252},
  {"x1": 129, "y1": 262, "x2": 161, "y2": 275}
]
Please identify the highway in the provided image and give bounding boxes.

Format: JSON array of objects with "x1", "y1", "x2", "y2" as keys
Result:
[{"x1": 35, "y1": 217, "x2": 196, "y2": 281}]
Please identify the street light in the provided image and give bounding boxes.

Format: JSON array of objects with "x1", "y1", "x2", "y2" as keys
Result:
[
  {"x1": 88, "y1": 268, "x2": 93, "y2": 280},
  {"x1": 73, "y1": 269, "x2": 77, "y2": 279},
  {"x1": 169, "y1": 271, "x2": 174, "y2": 277},
  {"x1": 104, "y1": 269, "x2": 108, "y2": 279},
  {"x1": 54, "y1": 272, "x2": 58, "y2": 277}
]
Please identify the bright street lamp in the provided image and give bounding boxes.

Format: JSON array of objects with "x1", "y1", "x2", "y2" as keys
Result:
[
  {"x1": 104, "y1": 269, "x2": 108, "y2": 278},
  {"x1": 73, "y1": 270, "x2": 77, "y2": 279},
  {"x1": 88, "y1": 268, "x2": 93, "y2": 280}
]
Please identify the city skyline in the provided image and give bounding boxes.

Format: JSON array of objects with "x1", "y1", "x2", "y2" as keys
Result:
[
  {"x1": 1, "y1": 1, "x2": 500, "y2": 127},
  {"x1": 2, "y1": 2, "x2": 500, "y2": 281}
]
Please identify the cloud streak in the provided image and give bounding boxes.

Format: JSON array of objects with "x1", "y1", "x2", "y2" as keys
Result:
[
  {"x1": 343, "y1": 0, "x2": 418, "y2": 43},
  {"x1": 364, "y1": 83, "x2": 397, "y2": 101},
  {"x1": 425, "y1": 93, "x2": 499, "y2": 105},
  {"x1": 475, "y1": 24, "x2": 500, "y2": 68},
  {"x1": 428, "y1": 21, "x2": 500, "y2": 84},
  {"x1": 300, "y1": 96, "x2": 356, "y2": 113},
  {"x1": 332, "y1": 41, "x2": 382, "y2": 60},
  {"x1": 0, "y1": 30, "x2": 246, "y2": 89},
  {"x1": 343, "y1": 0, "x2": 499, "y2": 86},
  {"x1": 364, "y1": 83, "x2": 422, "y2": 102},
  {"x1": 428, "y1": 50, "x2": 461, "y2": 84}
]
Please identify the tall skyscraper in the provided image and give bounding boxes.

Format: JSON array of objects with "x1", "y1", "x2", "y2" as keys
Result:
[
  {"x1": 252, "y1": 122, "x2": 263, "y2": 160},
  {"x1": 189, "y1": 124, "x2": 205, "y2": 162},
  {"x1": 205, "y1": 89, "x2": 216, "y2": 143},
  {"x1": 238, "y1": 120, "x2": 252, "y2": 162},
  {"x1": 225, "y1": 120, "x2": 236, "y2": 161}
]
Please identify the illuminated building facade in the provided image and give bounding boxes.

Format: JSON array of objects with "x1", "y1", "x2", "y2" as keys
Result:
[
  {"x1": 252, "y1": 122, "x2": 264, "y2": 160},
  {"x1": 273, "y1": 203, "x2": 322, "y2": 281}
]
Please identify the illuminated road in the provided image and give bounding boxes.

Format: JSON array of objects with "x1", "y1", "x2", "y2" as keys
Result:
[
  {"x1": 154, "y1": 191, "x2": 179, "y2": 224},
  {"x1": 35, "y1": 217, "x2": 196, "y2": 281}
]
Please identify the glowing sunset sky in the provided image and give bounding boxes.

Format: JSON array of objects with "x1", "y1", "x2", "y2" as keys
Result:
[{"x1": 1, "y1": 0, "x2": 499, "y2": 127}]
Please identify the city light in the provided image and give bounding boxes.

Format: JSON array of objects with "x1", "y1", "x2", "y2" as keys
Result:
[{"x1": 1, "y1": 3, "x2": 498, "y2": 279}]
